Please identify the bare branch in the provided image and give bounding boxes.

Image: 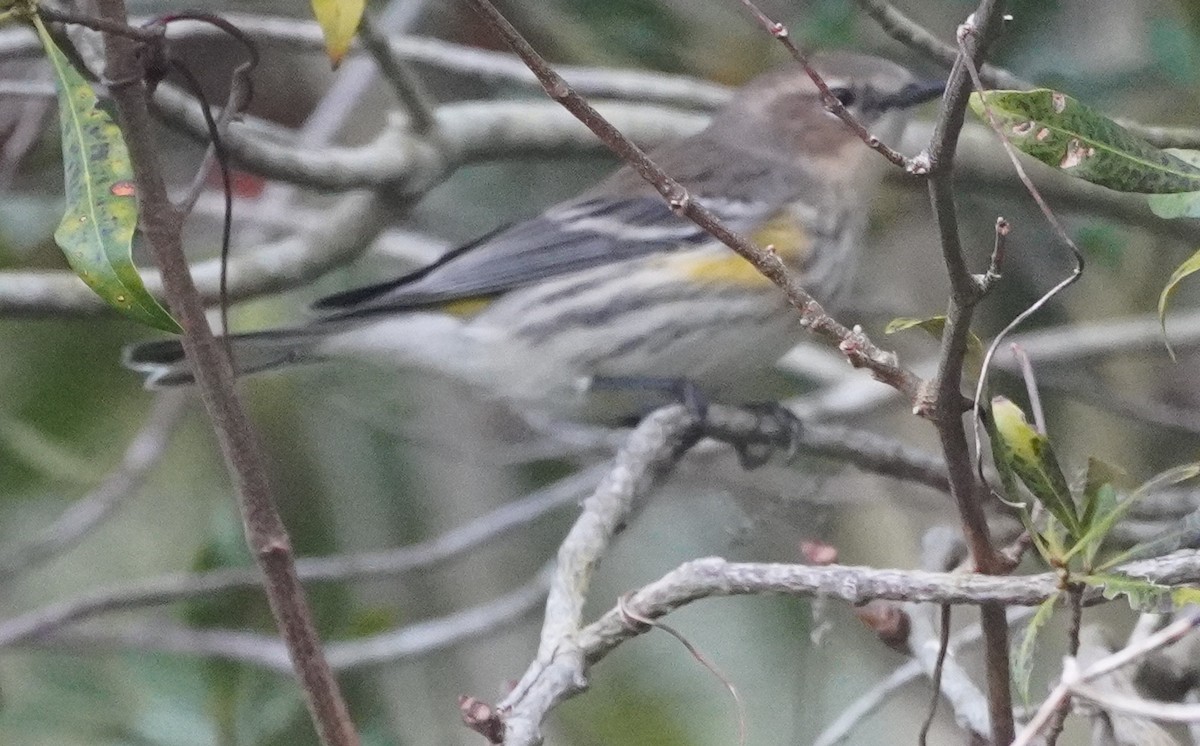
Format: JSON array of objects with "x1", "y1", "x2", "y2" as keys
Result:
[
  {"x1": 814, "y1": 607, "x2": 1037, "y2": 746},
  {"x1": 0, "y1": 192, "x2": 384, "y2": 317},
  {"x1": 0, "y1": 466, "x2": 594, "y2": 648},
  {"x1": 855, "y1": 0, "x2": 1200, "y2": 149},
  {"x1": 1014, "y1": 612, "x2": 1200, "y2": 746},
  {"x1": 356, "y1": 13, "x2": 436, "y2": 134},
  {"x1": 855, "y1": 0, "x2": 1024, "y2": 90},
  {"x1": 0, "y1": 392, "x2": 187, "y2": 580},
  {"x1": 492, "y1": 549, "x2": 1200, "y2": 745},
  {"x1": 736, "y1": 0, "x2": 918, "y2": 170},
  {"x1": 23, "y1": 566, "x2": 551, "y2": 672}
]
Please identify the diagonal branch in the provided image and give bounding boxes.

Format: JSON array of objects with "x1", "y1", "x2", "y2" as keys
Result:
[{"x1": 463, "y1": 0, "x2": 927, "y2": 407}]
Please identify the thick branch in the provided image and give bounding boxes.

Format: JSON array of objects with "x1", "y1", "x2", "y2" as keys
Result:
[{"x1": 920, "y1": 4, "x2": 1015, "y2": 744}]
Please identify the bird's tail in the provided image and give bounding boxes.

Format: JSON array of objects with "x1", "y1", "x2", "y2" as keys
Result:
[{"x1": 123, "y1": 328, "x2": 330, "y2": 389}]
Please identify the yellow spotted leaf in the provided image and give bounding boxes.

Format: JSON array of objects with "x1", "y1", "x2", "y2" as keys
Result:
[
  {"x1": 990, "y1": 396, "x2": 1080, "y2": 537},
  {"x1": 311, "y1": 0, "x2": 364, "y2": 67},
  {"x1": 34, "y1": 16, "x2": 179, "y2": 333}
]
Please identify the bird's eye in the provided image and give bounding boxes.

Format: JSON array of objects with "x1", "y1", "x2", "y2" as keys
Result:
[{"x1": 827, "y1": 86, "x2": 857, "y2": 107}]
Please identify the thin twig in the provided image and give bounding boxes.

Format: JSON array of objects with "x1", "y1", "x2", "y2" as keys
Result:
[
  {"x1": 854, "y1": 0, "x2": 1024, "y2": 90},
  {"x1": 0, "y1": 191, "x2": 384, "y2": 316},
  {"x1": 357, "y1": 12, "x2": 436, "y2": 134},
  {"x1": 227, "y1": 0, "x2": 435, "y2": 248},
  {"x1": 958, "y1": 30, "x2": 1085, "y2": 489},
  {"x1": 0, "y1": 465, "x2": 596, "y2": 647},
  {"x1": 816, "y1": 607, "x2": 1037, "y2": 746},
  {"x1": 37, "y1": 5, "x2": 163, "y2": 43},
  {"x1": 495, "y1": 405, "x2": 705, "y2": 745},
  {"x1": 855, "y1": 0, "x2": 1197, "y2": 148},
  {"x1": 24, "y1": 566, "x2": 551, "y2": 672},
  {"x1": 154, "y1": 12, "x2": 260, "y2": 339},
  {"x1": 93, "y1": 2, "x2": 358, "y2": 743},
  {"x1": 618, "y1": 596, "x2": 747, "y2": 746},
  {"x1": 735, "y1": 0, "x2": 917, "y2": 170},
  {"x1": 1044, "y1": 583, "x2": 1086, "y2": 745},
  {"x1": 1011, "y1": 344, "x2": 1045, "y2": 435},
  {"x1": 917, "y1": 604, "x2": 953, "y2": 745},
  {"x1": 1013, "y1": 611, "x2": 1200, "y2": 746}
]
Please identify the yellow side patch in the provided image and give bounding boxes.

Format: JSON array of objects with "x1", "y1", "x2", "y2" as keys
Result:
[
  {"x1": 674, "y1": 213, "x2": 813, "y2": 286},
  {"x1": 440, "y1": 297, "x2": 492, "y2": 317},
  {"x1": 676, "y1": 251, "x2": 774, "y2": 285}
]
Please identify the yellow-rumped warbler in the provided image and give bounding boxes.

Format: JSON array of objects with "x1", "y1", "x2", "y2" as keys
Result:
[{"x1": 126, "y1": 53, "x2": 940, "y2": 418}]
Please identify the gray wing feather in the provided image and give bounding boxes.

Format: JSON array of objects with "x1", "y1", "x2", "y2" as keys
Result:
[{"x1": 314, "y1": 137, "x2": 817, "y2": 317}]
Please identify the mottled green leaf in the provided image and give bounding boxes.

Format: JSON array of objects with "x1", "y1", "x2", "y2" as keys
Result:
[
  {"x1": 1146, "y1": 149, "x2": 1200, "y2": 218},
  {"x1": 1157, "y1": 248, "x2": 1200, "y2": 359},
  {"x1": 34, "y1": 16, "x2": 180, "y2": 333},
  {"x1": 969, "y1": 89, "x2": 1200, "y2": 193},
  {"x1": 1013, "y1": 593, "x2": 1058, "y2": 706},
  {"x1": 885, "y1": 315, "x2": 984, "y2": 374},
  {"x1": 990, "y1": 397, "x2": 1080, "y2": 536},
  {"x1": 985, "y1": 405, "x2": 1067, "y2": 564}
]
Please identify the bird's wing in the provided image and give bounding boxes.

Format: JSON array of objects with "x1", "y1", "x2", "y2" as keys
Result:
[
  {"x1": 313, "y1": 193, "x2": 776, "y2": 318},
  {"x1": 311, "y1": 138, "x2": 822, "y2": 318}
]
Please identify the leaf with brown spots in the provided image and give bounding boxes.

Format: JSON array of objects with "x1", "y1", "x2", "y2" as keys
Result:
[
  {"x1": 970, "y1": 89, "x2": 1200, "y2": 194},
  {"x1": 34, "y1": 15, "x2": 180, "y2": 333}
]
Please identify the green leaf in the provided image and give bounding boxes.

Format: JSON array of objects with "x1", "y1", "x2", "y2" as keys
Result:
[
  {"x1": 990, "y1": 396, "x2": 1080, "y2": 537},
  {"x1": 969, "y1": 89, "x2": 1200, "y2": 193},
  {"x1": 1080, "y1": 457, "x2": 1128, "y2": 531},
  {"x1": 1146, "y1": 149, "x2": 1200, "y2": 218},
  {"x1": 1158, "y1": 248, "x2": 1200, "y2": 360},
  {"x1": 1016, "y1": 506, "x2": 1055, "y2": 563},
  {"x1": 1084, "y1": 574, "x2": 1175, "y2": 611},
  {"x1": 311, "y1": 0, "x2": 364, "y2": 67},
  {"x1": 885, "y1": 315, "x2": 984, "y2": 375},
  {"x1": 34, "y1": 16, "x2": 180, "y2": 333},
  {"x1": 1135, "y1": 462, "x2": 1200, "y2": 498},
  {"x1": 1012, "y1": 593, "x2": 1058, "y2": 705},
  {"x1": 1064, "y1": 480, "x2": 1123, "y2": 568},
  {"x1": 1092, "y1": 462, "x2": 1200, "y2": 569}
]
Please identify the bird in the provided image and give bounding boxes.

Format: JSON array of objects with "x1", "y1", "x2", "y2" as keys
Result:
[{"x1": 125, "y1": 53, "x2": 941, "y2": 422}]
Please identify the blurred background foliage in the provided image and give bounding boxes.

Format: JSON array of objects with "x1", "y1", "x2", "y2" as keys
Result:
[{"x1": 1, "y1": 0, "x2": 1199, "y2": 744}]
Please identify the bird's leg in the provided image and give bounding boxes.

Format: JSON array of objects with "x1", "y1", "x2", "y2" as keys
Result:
[{"x1": 723, "y1": 401, "x2": 805, "y2": 470}]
